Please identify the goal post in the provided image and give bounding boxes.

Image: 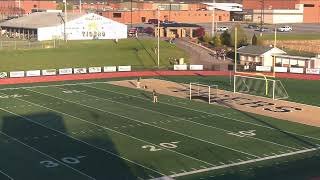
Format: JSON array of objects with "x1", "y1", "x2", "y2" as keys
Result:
[
  {"x1": 234, "y1": 74, "x2": 288, "y2": 100},
  {"x1": 189, "y1": 82, "x2": 218, "y2": 104},
  {"x1": 189, "y1": 83, "x2": 217, "y2": 104}
]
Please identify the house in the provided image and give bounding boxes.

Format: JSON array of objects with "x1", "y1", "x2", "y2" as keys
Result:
[{"x1": 237, "y1": 45, "x2": 287, "y2": 67}]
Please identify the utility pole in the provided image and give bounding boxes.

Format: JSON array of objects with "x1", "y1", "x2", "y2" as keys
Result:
[
  {"x1": 64, "y1": 0, "x2": 68, "y2": 42},
  {"x1": 130, "y1": 0, "x2": 133, "y2": 28},
  {"x1": 157, "y1": 7, "x2": 160, "y2": 68},
  {"x1": 260, "y1": 0, "x2": 264, "y2": 31},
  {"x1": 79, "y1": 0, "x2": 82, "y2": 13},
  {"x1": 211, "y1": 0, "x2": 215, "y2": 37}
]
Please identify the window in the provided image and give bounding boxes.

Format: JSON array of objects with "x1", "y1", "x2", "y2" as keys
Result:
[
  {"x1": 113, "y1": 13, "x2": 121, "y2": 18},
  {"x1": 304, "y1": 4, "x2": 315, "y2": 7}
]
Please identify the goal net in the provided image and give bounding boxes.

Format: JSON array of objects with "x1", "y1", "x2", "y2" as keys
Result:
[
  {"x1": 189, "y1": 83, "x2": 218, "y2": 104},
  {"x1": 234, "y1": 75, "x2": 288, "y2": 100}
]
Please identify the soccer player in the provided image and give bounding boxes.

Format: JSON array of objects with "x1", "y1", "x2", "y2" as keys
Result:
[
  {"x1": 136, "y1": 77, "x2": 141, "y2": 88},
  {"x1": 152, "y1": 89, "x2": 158, "y2": 103}
]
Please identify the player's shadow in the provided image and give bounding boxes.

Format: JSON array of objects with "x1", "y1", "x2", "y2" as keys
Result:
[
  {"x1": 218, "y1": 101, "x2": 319, "y2": 148},
  {"x1": 0, "y1": 112, "x2": 147, "y2": 179}
]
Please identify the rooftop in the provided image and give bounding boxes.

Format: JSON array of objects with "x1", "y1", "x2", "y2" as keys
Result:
[
  {"x1": 0, "y1": 12, "x2": 84, "y2": 29},
  {"x1": 237, "y1": 45, "x2": 286, "y2": 56}
]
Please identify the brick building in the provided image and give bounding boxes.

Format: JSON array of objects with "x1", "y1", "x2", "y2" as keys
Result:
[
  {"x1": 0, "y1": 0, "x2": 57, "y2": 16},
  {"x1": 243, "y1": 0, "x2": 320, "y2": 23},
  {"x1": 99, "y1": 10, "x2": 230, "y2": 24}
]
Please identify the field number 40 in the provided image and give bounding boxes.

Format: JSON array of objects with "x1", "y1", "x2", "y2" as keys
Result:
[
  {"x1": 228, "y1": 130, "x2": 256, "y2": 138},
  {"x1": 142, "y1": 142, "x2": 180, "y2": 152}
]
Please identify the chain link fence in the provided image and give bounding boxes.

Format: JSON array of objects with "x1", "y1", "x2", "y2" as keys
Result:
[{"x1": 0, "y1": 40, "x2": 62, "y2": 50}]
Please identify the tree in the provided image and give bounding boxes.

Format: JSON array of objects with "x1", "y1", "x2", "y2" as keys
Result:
[
  {"x1": 194, "y1": 27, "x2": 205, "y2": 38},
  {"x1": 57, "y1": 3, "x2": 73, "y2": 12},
  {"x1": 230, "y1": 24, "x2": 248, "y2": 47},
  {"x1": 220, "y1": 31, "x2": 231, "y2": 46},
  {"x1": 213, "y1": 36, "x2": 222, "y2": 47},
  {"x1": 252, "y1": 34, "x2": 258, "y2": 45},
  {"x1": 256, "y1": 37, "x2": 264, "y2": 46},
  {"x1": 202, "y1": 33, "x2": 211, "y2": 44}
]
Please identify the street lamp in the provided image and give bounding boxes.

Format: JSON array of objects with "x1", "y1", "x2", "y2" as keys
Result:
[
  {"x1": 157, "y1": 7, "x2": 160, "y2": 68},
  {"x1": 211, "y1": 0, "x2": 215, "y2": 36}
]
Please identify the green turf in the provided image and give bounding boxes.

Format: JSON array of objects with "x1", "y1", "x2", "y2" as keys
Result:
[
  {"x1": 0, "y1": 79, "x2": 319, "y2": 180},
  {"x1": 0, "y1": 39, "x2": 188, "y2": 72}
]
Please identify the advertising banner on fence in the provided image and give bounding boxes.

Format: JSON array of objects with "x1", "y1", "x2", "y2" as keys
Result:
[
  {"x1": 42, "y1": 69, "x2": 56, "y2": 76},
  {"x1": 290, "y1": 67, "x2": 304, "y2": 74},
  {"x1": 73, "y1": 68, "x2": 87, "y2": 74},
  {"x1": 306, "y1": 68, "x2": 320, "y2": 74},
  {"x1": 89, "y1": 67, "x2": 102, "y2": 73},
  {"x1": 0, "y1": 72, "x2": 7, "y2": 78},
  {"x1": 189, "y1": 65, "x2": 204, "y2": 71},
  {"x1": 275, "y1": 67, "x2": 288, "y2": 73},
  {"x1": 59, "y1": 68, "x2": 73, "y2": 75},
  {"x1": 104, "y1": 66, "x2": 117, "y2": 72},
  {"x1": 174, "y1": 65, "x2": 188, "y2": 70},
  {"x1": 256, "y1": 66, "x2": 271, "y2": 72},
  {"x1": 26, "y1": 70, "x2": 41, "y2": 77},
  {"x1": 118, "y1": 66, "x2": 131, "y2": 72},
  {"x1": 10, "y1": 71, "x2": 25, "y2": 78}
]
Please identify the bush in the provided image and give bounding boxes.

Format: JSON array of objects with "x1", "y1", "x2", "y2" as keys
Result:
[
  {"x1": 230, "y1": 24, "x2": 248, "y2": 47},
  {"x1": 202, "y1": 33, "x2": 211, "y2": 44},
  {"x1": 213, "y1": 36, "x2": 222, "y2": 47},
  {"x1": 194, "y1": 27, "x2": 205, "y2": 38},
  {"x1": 220, "y1": 31, "x2": 231, "y2": 46},
  {"x1": 252, "y1": 34, "x2": 258, "y2": 45}
]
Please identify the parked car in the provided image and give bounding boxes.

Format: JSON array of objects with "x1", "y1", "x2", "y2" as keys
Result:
[
  {"x1": 147, "y1": 19, "x2": 163, "y2": 24},
  {"x1": 277, "y1": 26, "x2": 292, "y2": 32},
  {"x1": 217, "y1": 26, "x2": 229, "y2": 32},
  {"x1": 247, "y1": 24, "x2": 259, "y2": 29},
  {"x1": 255, "y1": 26, "x2": 269, "y2": 32}
]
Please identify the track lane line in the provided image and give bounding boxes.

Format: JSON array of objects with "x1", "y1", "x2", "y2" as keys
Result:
[
  {"x1": 25, "y1": 88, "x2": 260, "y2": 158},
  {"x1": 0, "y1": 169, "x2": 14, "y2": 180}
]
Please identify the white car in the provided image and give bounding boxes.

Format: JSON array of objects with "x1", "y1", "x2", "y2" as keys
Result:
[
  {"x1": 277, "y1": 26, "x2": 292, "y2": 32},
  {"x1": 217, "y1": 26, "x2": 229, "y2": 32}
]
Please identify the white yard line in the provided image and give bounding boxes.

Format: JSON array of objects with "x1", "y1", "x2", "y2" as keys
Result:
[
  {"x1": 0, "y1": 93, "x2": 166, "y2": 178},
  {"x1": 0, "y1": 93, "x2": 217, "y2": 170},
  {"x1": 25, "y1": 88, "x2": 259, "y2": 158},
  {"x1": 63, "y1": 85, "x2": 301, "y2": 151},
  {"x1": 153, "y1": 147, "x2": 320, "y2": 179},
  {"x1": 0, "y1": 128, "x2": 96, "y2": 180},
  {"x1": 0, "y1": 169, "x2": 14, "y2": 180},
  {"x1": 85, "y1": 85, "x2": 320, "y2": 142}
]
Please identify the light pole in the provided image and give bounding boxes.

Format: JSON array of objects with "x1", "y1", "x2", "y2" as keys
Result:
[
  {"x1": 64, "y1": 0, "x2": 68, "y2": 42},
  {"x1": 211, "y1": 0, "x2": 215, "y2": 37},
  {"x1": 58, "y1": 13, "x2": 67, "y2": 42},
  {"x1": 157, "y1": 7, "x2": 160, "y2": 68},
  {"x1": 79, "y1": 0, "x2": 82, "y2": 13}
]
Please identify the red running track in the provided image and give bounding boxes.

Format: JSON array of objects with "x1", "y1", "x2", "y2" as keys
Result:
[{"x1": 0, "y1": 71, "x2": 319, "y2": 85}]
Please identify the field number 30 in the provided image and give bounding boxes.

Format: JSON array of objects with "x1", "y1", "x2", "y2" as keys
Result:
[{"x1": 142, "y1": 142, "x2": 180, "y2": 152}]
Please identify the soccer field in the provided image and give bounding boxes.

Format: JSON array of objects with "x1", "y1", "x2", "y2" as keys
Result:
[{"x1": 0, "y1": 79, "x2": 320, "y2": 180}]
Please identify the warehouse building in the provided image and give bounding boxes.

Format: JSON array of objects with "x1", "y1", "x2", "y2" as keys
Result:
[
  {"x1": 0, "y1": 12, "x2": 127, "y2": 41},
  {"x1": 243, "y1": 0, "x2": 320, "y2": 23}
]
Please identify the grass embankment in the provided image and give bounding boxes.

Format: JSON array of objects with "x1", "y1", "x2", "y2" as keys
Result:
[{"x1": 0, "y1": 39, "x2": 188, "y2": 71}]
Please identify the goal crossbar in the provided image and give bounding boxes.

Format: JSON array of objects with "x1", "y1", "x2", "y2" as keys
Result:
[{"x1": 189, "y1": 82, "x2": 218, "y2": 104}]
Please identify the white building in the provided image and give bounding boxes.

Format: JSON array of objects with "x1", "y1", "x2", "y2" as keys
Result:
[
  {"x1": 253, "y1": 4, "x2": 304, "y2": 24},
  {"x1": 0, "y1": 12, "x2": 127, "y2": 41}
]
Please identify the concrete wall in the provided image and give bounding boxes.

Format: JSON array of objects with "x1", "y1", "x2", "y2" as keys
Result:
[{"x1": 253, "y1": 6, "x2": 303, "y2": 24}]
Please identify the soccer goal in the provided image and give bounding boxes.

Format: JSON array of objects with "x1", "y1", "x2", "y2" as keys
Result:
[
  {"x1": 189, "y1": 83, "x2": 218, "y2": 104},
  {"x1": 234, "y1": 74, "x2": 289, "y2": 100}
]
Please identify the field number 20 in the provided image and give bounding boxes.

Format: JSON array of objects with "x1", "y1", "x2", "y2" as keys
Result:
[{"x1": 142, "y1": 142, "x2": 180, "y2": 152}]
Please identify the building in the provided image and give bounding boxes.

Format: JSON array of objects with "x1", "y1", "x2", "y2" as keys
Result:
[
  {"x1": 155, "y1": 23, "x2": 200, "y2": 38},
  {"x1": 99, "y1": 10, "x2": 230, "y2": 24},
  {"x1": 237, "y1": 45, "x2": 287, "y2": 67},
  {"x1": 275, "y1": 54, "x2": 320, "y2": 68},
  {"x1": 252, "y1": 4, "x2": 304, "y2": 24},
  {"x1": 0, "y1": 12, "x2": 127, "y2": 41},
  {"x1": 243, "y1": 0, "x2": 320, "y2": 23}
]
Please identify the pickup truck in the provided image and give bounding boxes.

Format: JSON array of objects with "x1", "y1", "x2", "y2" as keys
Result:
[{"x1": 277, "y1": 26, "x2": 292, "y2": 32}]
